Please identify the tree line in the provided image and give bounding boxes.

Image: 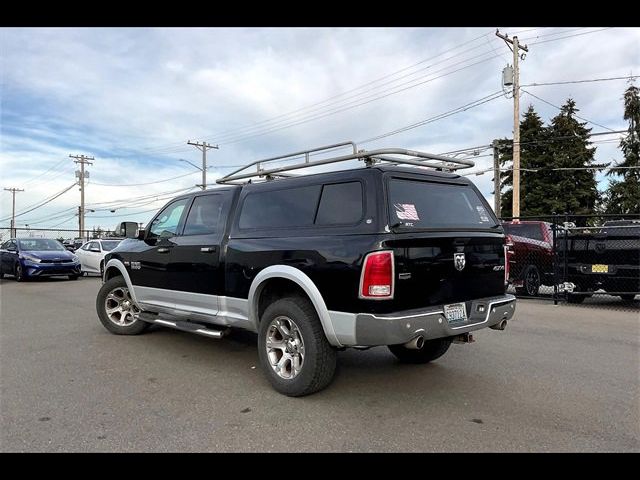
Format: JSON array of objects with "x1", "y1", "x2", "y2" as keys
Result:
[{"x1": 496, "y1": 82, "x2": 639, "y2": 218}]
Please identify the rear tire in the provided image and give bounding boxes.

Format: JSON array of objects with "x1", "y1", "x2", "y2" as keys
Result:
[
  {"x1": 388, "y1": 337, "x2": 452, "y2": 364},
  {"x1": 258, "y1": 296, "x2": 337, "y2": 397},
  {"x1": 619, "y1": 294, "x2": 636, "y2": 302},
  {"x1": 96, "y1": 276, "x2": 149, "y2": 335}
]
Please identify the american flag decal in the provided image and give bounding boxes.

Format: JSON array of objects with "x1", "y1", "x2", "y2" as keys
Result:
[{"x1": 394, "y1": 203, "x2": 420, "y2": 221}]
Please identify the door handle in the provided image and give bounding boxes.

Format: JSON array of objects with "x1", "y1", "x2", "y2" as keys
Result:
[
  {"x1": 200, "y1": 246, "x2": 217, "y2": 253},
  {"x1": 157, "y1": 247, "x2": 170, "y2": 253}
]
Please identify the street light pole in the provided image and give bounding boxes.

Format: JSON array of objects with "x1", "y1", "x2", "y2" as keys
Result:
[{"x1": 187, "y1": 141, "x2": 218, "y2": 190}]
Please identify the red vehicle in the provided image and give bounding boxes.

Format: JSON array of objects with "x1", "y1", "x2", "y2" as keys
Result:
[{"x1": 502, "y1": 221, "x2": 555, "y2": 296}]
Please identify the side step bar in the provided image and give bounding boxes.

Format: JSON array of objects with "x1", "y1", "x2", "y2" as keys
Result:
[{"x1": 139, "y1": 312, "x2": 229, "y2": 339}]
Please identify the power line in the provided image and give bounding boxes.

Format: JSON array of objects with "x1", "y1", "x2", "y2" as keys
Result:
[
  {"x1": 210, "y1": 48, "x2": 500, "y2": 145},
  {"x1": 518, "y1": 27, "x2": 593, "y2": 43},
  {"x1": 358, "y1": 91, "x2": 505, "y2": 145},
  {"x1": 215, "y1": 52, "x2": 503, "y2": 147},
  {"x1": 522, "y1": 75, "x2": 638, "y2": 88},
  {"x1": 89, "y1": 170, "x2": 198, "y2": 186},
  {"x1": 112, "y1": 30, "x2": 497, "y2": 156},
  {"x1": 85, "y1": 207, "x2": 164, "y2": 219},
  {"x1": 522, "y1": 89, "x2": 616, "y2": 132},
  {"x1": 21, "y1": 158, "x2": 68, "y2": 185},
  {"x1": 526, "y1": 27, "x2": 613, "y2": 46},
  {"x1": 0, "y1": 183, "x2": 78, "y2": 223},
  {"x1": 102, "y1": 40, "x2": 502, "y2": 157},
  {"x1": 85, "y1": 187, "x2": 195, "y2": 207}
]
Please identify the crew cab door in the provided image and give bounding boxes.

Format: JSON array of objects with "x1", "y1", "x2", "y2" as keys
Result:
[
  {"x1": 168, "y1": 190, "x2": 234, "y2": 316},
  {"x1": 129, "y1": 197, "x2": 190, "y2": 310}
]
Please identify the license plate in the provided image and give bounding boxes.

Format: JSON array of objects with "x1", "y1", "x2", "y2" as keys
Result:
[
  {"x1": 591, "y1": 264, "x2": 609, "y2": 273},
  {"x1": 444, "y1": 303, "x2": 467, "y2": 324}
]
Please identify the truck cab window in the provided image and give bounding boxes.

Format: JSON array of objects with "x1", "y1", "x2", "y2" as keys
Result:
[
  {"x1": 183, "y1": 195, "x2": 224, "y2": 236},
  {"x1": 148, "y1": 198, "x2": 189, "y2": 239}
]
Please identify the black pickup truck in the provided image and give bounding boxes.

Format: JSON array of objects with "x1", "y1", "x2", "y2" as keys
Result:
[
  {"x1": 96, "y1": 144, "x2": 516, "y2": 396},
  {"x1": 561, "y1": 219, "x2": 640, "y2": 302}
]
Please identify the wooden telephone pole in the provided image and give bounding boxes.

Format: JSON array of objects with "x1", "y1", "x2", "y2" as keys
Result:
[
  {"x1": 496, "y1": 29, "x2": 529, "y2": 218},
  {"x1": 4, "y1": 187, "x2": 24, "y2": 237}
]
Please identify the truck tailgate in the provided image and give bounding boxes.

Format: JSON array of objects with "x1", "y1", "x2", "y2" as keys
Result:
[{"x1": 384, "y1": 234, "x2": 506, "y2": 310}]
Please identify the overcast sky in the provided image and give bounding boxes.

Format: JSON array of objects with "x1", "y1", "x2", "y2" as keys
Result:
[{"x1": 1, "y1": 27, "x2": 638, "y2": 235}]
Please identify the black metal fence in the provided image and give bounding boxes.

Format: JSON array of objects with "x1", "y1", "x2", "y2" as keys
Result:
[
  {"x1": 500, "y1": 214, "x2": 640, "y2": 305},
  {"x1": 0, "y1": 227, "x2": 117, "y2": 245}
]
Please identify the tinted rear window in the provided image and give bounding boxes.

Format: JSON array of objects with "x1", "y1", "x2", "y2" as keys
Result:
[
  {"x1": 183, "y1": 194, "x2": 225, "y2": 235},
  {"x1": 502, "y1": 223, "x2": 545, "y2": 241},
  {"x1": 239, "y1": 185, "x2": 321, "y2": 229},
  {"x1": 387, "y1": 178, "x2": 497, "y2": 229},
  {"x1": 315, "y1": 182, "x2": 363, "y2": 225}
]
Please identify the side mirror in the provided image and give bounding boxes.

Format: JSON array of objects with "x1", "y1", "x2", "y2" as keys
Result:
[
  {"x1": 137, "y1": 229, "x2": 146, "y2": 240},
  {"x1": 115, "y1": 221, "x2": 139, "y2": 239}
]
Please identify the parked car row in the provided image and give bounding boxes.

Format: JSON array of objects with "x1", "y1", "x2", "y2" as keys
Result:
[
  {"x1": 0, "y1": 237, "x2": 123, "y2": 281},
  {"x1": 502, "y1": 219, "x2": 639, "y2": 302}
]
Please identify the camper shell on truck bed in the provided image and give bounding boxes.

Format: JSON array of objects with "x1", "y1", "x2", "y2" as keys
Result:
[{"x1": 96, "y1": 142, "x2": 516, "y2": 396}]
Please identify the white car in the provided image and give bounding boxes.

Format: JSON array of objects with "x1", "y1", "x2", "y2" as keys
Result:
[{"x1": 75, "y1": 239, "x2": 123, "y2": 276}]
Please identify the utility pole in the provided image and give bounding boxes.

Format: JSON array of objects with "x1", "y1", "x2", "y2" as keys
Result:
[
  {"x1": 187, "y1": 140, "x2": 219, "y2": 190},
  {"x1": 496, "y1": 29, "x2": 528, "y2": 218},
  {"x1": 4, "y1": 187, "x2": 24, "y2": 237},
  {"x1": 70, "y1": 154, "x2": 94, "y2": 238},
  {"x1": 492, "y1": 140, "x2": 501, "y2": 218}
]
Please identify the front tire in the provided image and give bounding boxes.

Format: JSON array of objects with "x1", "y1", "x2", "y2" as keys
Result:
[
  {"x1": 69, "y1": 274, "x2": 80, "y2": 280},
  {"x1": 515, "y1": 265, "x2": 541, "y2": 296},
  {"x1": 15, "y1": 263, "x2": 26, "y2": 282},
  {"x1": 96, "y1": 276, "x2": 149, "y2": 335},
  {"x1": 258, "y1": 296, "x2": 337, "y2": 397},
  {"x1": 388, "y1": 337, "x2": 452, "y2": 364},
  {"x1": 620, "y1": 294, "x2": 636, "y2": 302}
]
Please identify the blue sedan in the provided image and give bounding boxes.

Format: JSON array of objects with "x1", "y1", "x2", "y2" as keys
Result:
[{"x1": 0, "y1": 238, "x2": 82, "y2": 281}]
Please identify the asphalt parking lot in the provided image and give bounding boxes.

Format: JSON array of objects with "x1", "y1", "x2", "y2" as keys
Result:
[{"x1": 1, "y1": 276, "x2": 638, "y2": 452}]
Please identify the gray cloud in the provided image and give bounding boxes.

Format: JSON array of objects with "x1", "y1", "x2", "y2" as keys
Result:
[{"x1": 1, "y1": 27, "x2": 638, "y2": 230}]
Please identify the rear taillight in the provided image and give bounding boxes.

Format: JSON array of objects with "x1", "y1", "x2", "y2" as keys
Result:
[
  {"x1": 359, "y1": 251, "x2": 394, "y2": 299},
  {"x1": 504, "y1": 235, "x2": 514, "y2": 286}
]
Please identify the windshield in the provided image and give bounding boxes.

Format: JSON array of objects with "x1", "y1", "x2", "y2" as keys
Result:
[
  {"x1": 18, "y1": 239, "x2": 66, "y2": 251},
  {"x1": 387, "y1": 178, "x2": 498, "y2": 229},
  {"x1": 502, "y1": 223, "x2": 545, "y2": 241},
  {"x1": 101, "y1": 240, "x2": 122, "y2": 251},
  {"x1": 601, "y1": 221, "x2": 640, "y2": 236}
]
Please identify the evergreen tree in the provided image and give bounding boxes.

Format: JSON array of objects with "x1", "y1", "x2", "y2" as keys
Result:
[
  {"x1": 604, "y1": 82, "x2": 640, "y2": 214},
  {"x1": 545, "y1": 98, "x2": 602, "y2": 220},
  {"x1": 499, "y1": 100, "x2": 603, "y2": 220},
  {"x1": 498, "y1": 105, "x2": 548, "y2": 217}
]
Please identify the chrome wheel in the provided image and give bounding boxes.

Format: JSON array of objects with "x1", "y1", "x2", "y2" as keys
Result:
[
  {"x1": 104, "y1": 286, "x2": 140, "y2": 326},
  {"x1": 525, "y1": 266, "x2": 540, "y2": 296},
  {"x1": 265, "y1": 315, "x2": 305, "y2": 380}
]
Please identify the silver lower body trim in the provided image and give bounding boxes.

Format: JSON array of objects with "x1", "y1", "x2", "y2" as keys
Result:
[{"x1": 328, "y1": 294, "x2": 516, "y2": 347}]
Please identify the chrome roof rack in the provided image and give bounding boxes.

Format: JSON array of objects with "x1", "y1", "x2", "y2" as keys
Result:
[{"x1": 216, "y1": 141, "x2": 474, "y2": 184}]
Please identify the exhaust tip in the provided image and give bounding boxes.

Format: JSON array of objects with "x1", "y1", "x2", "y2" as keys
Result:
[
  {"x1": 491, "y1": 319, "x2": 508, "y2": 331},
  {"x1": 404, "y1": 335, "x2": 425, "y2": 350}
]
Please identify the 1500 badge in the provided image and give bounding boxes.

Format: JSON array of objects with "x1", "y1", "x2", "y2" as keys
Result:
[{"x1": 130, "y1": 261, "x2": 141, "y2": 270}]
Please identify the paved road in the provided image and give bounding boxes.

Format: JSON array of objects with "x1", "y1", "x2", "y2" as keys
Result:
[{"x1": 1, "y1": 276, "x2": 638, "y2": 452}]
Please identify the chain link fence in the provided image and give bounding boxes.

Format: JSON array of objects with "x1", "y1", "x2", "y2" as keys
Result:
[
  {"x1": 500, "y1": 214, "x2": 640, "y2": 306},
  {"x1": 0, "y1": 227, "x2": 117, "y2": 247}
]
